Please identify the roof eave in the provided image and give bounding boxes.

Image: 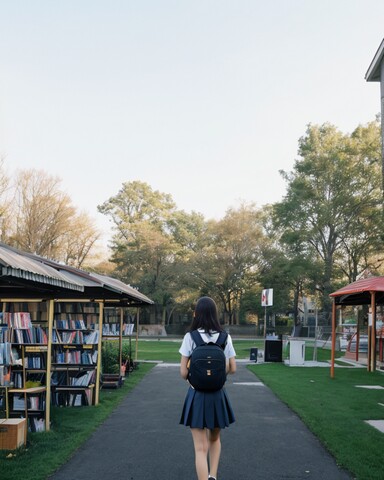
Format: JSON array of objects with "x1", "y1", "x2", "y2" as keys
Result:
[{"x1": 365, "y1": 38, "x2": 384, "y2": 82}]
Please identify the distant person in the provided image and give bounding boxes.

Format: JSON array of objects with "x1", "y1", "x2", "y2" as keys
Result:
[{"x1": 179, "y1": 296, "x2": 236, "y2": 480}]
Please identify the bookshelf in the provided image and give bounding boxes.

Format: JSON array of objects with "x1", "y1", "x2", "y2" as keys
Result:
[
  {"x1": 0, "y1": 301, "x2": 53, "y2": 432},
  {"x1": 51, "y1": 300, "x2": 103, "y2": 406},
  {"x1": 0, "y1": 315, "x2": 11, "y2": 418}
]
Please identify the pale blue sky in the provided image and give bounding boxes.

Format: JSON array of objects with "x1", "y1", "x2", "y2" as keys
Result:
[{"x1": 1, "y1": 1, "x2": 384, "y2": 243}]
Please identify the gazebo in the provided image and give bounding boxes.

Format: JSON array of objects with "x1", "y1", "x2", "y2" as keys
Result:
[{"x1": 329, "y1": 276, "x2": 384, "y2": 377}]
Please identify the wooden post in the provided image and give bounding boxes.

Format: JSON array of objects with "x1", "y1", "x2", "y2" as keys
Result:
[
  {"x1": 119, "y1": 307, "x2": 123, "y2": 368},
  {"x1": 94, "y1": 301, "x2": 104, "y2": 405},
  {"x1": 135, "y1": 307, "x2": 140, "y2": 362},
  {"x1": 330, "y1": 299, "x2": 336, "y2": 378},
  {"x1": 45, "y1": 299, "x2": 54, "y2": 431},
  {"x1": 370, "y1": 291, "x2": 376, "y2": 372}
]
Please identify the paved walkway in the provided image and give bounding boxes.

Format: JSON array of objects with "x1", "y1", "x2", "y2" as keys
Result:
[{"x1": 49, "y1": 363, "x2": 353, "y2": 480}]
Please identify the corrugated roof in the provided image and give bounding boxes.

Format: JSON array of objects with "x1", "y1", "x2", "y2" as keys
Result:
[
  {"x1": 0, "y1": 244, "x2": 83, "y2": 292},
  {"x1": 91, "y1": 272, "x2": 153, "y2": 304},
  {"x1": 0, "y1": 242, "x2": 153, "y2": 305}
]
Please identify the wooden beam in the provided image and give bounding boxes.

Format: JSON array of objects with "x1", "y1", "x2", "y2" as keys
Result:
[
  {"x1": 45, "y1": 299, "x2": 54, "y2": 432},
  {"x1": 370, "y1": 291, "x2": 376, "y2": 372},
  {"x1": 94, "y1": 301, "x2": 104, "y2": 405},
  {"x1": 331, "y1": 299, "x2": 336, "y2": 378}
]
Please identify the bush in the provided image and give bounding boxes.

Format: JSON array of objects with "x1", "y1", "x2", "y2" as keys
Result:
[{"x1": 101, "y1": 342, "x2": 120, "y2": 374}]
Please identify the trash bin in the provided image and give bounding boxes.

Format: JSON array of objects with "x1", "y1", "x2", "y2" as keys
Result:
[
  {"x1": 250, "y1": 348, "x2": 258, "y2": 362},
  {"x1": 289, "y1": 339, "x2": 305, "y2": 365},
  {"x1": 264, "y1": 335, "x2": 282, "y2": 362}
]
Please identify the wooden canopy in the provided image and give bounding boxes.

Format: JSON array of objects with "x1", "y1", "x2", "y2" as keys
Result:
[{"x1": 329, "y1": 276, "x2": 384, "y2": 377}]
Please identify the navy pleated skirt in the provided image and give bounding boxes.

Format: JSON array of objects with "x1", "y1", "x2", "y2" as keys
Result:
[{"x1": 180, "y1": 386, "x2": 235, "y2": 430}]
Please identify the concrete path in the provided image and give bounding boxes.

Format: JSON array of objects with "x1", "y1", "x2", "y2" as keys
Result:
[{"x1": 49, "y1": 363, "x2": 353, "y2": 480}]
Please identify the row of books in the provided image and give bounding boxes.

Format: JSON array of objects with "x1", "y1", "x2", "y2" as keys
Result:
[
  {"x1": 0, "y1": 342, "x2": 11, "y2": 365},
  {"x1": 2, "y1": 312, "x2": 32, "y2": 329},
  {"x1": 12, "y1": 326, "x2": 48, "y2": 344},
  {"x1": 53, "y1": 350, "x2": 98, "y2": 365},
  {"x1": 0, "y1": 365, "x2": 10, "y2": 386},
  {"x1": 54, "y1": 304, "x2": 98, "y2": 314},
  {"x1": 24, "y1": 354, "x2": 46, "y2": 369},
  {"x1": 102, "y1": 323, "x2": 135, "y2": 336},
  {"x1": 51, "y1": 370, "x2": 94, "y2": 386},
  {"x1": 54, "y1": 319, "x2": 87, "y2": 330},
  {"x1": 0, "y1": 326, "x2": 11, "y2": 342},
  {"x1": 58, "y1": 330, "x2": 99, "y2": 345},
  {"x1": 52, "y1": 389, "x2": 93, "y2": 407},
  {"x1": 70, "y1": 370, "x2": 96, "y2": 386},
  {"x1": 11, "y1": 393, "x2": 46, "y2": 411},
  {"x1": 11, "y1": 372, "x2": 24, "y2": 389}
]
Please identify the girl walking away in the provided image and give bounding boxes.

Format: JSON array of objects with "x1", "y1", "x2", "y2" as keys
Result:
[{"x1": 179, "y1": 296, "x2": 236, "y2": 480}]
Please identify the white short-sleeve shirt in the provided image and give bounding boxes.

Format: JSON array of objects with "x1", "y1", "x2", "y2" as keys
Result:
[{"x1": 179, "y1": 328, "x2": 236, "y2": 359}]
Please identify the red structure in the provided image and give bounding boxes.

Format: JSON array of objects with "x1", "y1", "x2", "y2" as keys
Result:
[{"x1": 329, "y1": 276, "x2": 384, "y2": 377}]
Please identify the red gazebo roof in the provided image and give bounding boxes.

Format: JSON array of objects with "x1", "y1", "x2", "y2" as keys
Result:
[{"x1": 330, "y1": 276, "x2": 384, "y2": 297}]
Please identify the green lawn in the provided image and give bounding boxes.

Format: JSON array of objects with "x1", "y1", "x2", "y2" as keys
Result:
[
  {"x1": 2, "y1": 339, "x2": 383, "y2": 480},
  {"x1": 134, "y1": 338, "x2": 264, "y2": 362},
  {"x1": 0, "y1": 363, "x2": 154, "y2": 480},
  {"x1": 249, "y1": 363, "x2": 384, "y2": 480}
]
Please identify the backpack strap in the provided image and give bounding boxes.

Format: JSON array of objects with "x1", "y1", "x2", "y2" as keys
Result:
[
  {"x1": 216, "y1": 331, "x2": 228, "y2": 349},
  {"x1": 190, "y1": 330, "x2": 205, "y2": 347},
  {"x1": 190, "y1": 330, "x2": 228, "y2": 349}
]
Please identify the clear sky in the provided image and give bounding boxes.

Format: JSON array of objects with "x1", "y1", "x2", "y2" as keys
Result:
[{"x1": 1, "y1": 1, "x2": 384, "y2": 243}]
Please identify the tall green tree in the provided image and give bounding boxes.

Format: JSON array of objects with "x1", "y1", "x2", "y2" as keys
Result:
[
  {"x1": 274, "y1": 120, "x2": 382, "y2": 320},
  {"x1": 98, "y1": 181, "x2": 205, "y2": 323},
  {"x1": 190, "y1": 203, "x2": 266, "y2": 324}
]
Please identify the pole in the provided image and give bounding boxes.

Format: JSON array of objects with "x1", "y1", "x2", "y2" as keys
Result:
[
  {"x1": 370, "y1": 291, "x2": 376, "y2": 372},
  {"x1": 95, "y1": 301, "x2": 103, "y2": 405},
  {"x1": 330, "y1": 299, "x2": 336, "y2": 379},
  {"x1": 135, "y1": 307, "x2": 140, "y2": 362},
  {"x1": 119, "y1": 307, "x2": 123, "y2": 369},
  {"x1": 313, "y1": 303, "x2": 318, "y2": 361},
  {"x1": 46, "y1": 299, "x2": 54, "y2": 431},
  {"x1": 264, "y1": 306, "x2": 267, "y2": 338}
]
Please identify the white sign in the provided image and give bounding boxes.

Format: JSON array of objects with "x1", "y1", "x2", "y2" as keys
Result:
[{"x1": 261, "y1": 288, "x2": 273, "y2": 307}]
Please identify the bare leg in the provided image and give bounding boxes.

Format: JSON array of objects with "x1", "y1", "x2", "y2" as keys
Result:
[
  {"x1": 191, "y1": 428, "x2": 209, "y2": 480},
  {"x1": 208, "y1": 428, "x2": 221, "y2": 479}
]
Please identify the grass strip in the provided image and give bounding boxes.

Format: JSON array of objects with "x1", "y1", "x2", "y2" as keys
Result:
[
  {"x1": 0, "y1": 363, "x2": 154, "y2": 480},
  {"x1": 249, "y1": 363, "x2": 384, "y2": 480},
  {"x1": 134, "y1": 338, "x2": 264, "y2": 362}
]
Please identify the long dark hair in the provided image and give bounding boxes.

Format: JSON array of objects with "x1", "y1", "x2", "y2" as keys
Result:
[{"x1": 190, "y1": 296, "x2": 223, "y2": 333}]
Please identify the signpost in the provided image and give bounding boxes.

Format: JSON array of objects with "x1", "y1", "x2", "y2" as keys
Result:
[{"x1": 261, "y1": 288, "x2": 273, "y2": 337}]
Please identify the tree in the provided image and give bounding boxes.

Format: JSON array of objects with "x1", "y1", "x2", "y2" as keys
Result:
[
  {"x1": 190, "y1": 203, "x2": 266, "y2": 324},
  {"x1": 98, "y1": 181, "x2": 194, "y2": 323},
  {"x1": 0, "y1": 157, "x2": 12, "y2": 243},
  {"x1": 10, "y1": 169, "x2": 100, "y2": 264},
  {"x1": 274, "y1": 120, "x2": 383, "y2": 320},
  {"x1": 60, "y1": 212, "x2": 101, "y2": 268}
]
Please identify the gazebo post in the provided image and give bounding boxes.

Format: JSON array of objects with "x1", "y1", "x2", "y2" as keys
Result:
[
  {"x1": 331, "y1": 298, "x2": 336, "y2": 378},
  {"x1": 356, "y1": 322, "x2": 360, "y2": 362},
  {"x1": 370, "y1": 291, "x2": 377, "y2": 372}
]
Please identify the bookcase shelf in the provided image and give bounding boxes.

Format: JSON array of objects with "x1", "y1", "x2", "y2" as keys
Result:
[
  {"x1": 0, "y1": 304, "x2": 50, "y2": 433},
  {"x1": 50, "y1": 301, "x2": 102, "y2": 407}
]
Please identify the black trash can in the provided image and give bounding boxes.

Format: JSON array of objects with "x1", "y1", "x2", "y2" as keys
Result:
[
  {"x1": 250, "y1": 347, "x2": 258, "y2": 362},
  {"x1": 264, "y1": 336, "x2": 282, "y2": 362}
]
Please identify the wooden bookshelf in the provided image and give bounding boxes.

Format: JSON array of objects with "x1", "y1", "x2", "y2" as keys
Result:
[
  {"x1": 51, "y1": 301, "x2": 103, "y2": 406},
  {"x1": 0, "y1": 300, "x2": 52, "y2": 432}
]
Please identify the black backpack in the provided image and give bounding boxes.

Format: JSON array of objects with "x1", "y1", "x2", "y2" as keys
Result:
[{"x1": 188, "y1": 330, "x2": 228, "y2": 392}]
